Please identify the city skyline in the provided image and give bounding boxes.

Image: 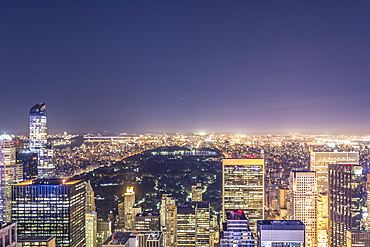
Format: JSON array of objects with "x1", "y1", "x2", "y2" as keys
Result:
[{"x1": 1, "y1": 1, "x2": 370, "y2": 135}]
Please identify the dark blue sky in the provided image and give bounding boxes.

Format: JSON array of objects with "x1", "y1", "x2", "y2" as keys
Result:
[{"x1": 1, "y1": 1, "x2": 370, "y2": 134}]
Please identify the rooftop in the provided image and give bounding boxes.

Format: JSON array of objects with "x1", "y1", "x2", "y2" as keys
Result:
[
  {"x1": 15, "y1": 179, "x2": 84, "y2": 186},
  {"x1": 258, "y1": 220, "x2": 305, "y2": 231},
  {"x1": 30, "y1": 103, "x2": 46, "y2": 115}
]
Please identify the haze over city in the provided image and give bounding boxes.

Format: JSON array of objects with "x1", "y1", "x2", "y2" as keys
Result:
[{"x1": 1, "y1": 1, "x2": 370, "y2": 134}]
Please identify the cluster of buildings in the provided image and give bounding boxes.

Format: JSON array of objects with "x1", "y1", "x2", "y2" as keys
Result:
[
  {"x1": 3, "y1": 103, "x2": 370, "y2": 247},
  {"x1": 263, "y1": 152, "x2": 370, "y2": 247}
]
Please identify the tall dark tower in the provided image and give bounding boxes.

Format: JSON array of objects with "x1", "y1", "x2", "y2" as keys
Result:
[{"x1": 329, "y1": 164, "x2": 363, "y2": 246}]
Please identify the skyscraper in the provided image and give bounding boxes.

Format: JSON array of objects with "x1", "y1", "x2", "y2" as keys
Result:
[
  {"x1": 29, "y1": 103, "x2": 54, "y2": 178},
  {"x1": 289, "y1": 171, "x2": 317, "y2": 247},
  {"x1": 310, "y1": 152, "x2": 359, "y2": 194},
  {"x1": 176, "y1": 201, "x2": 210, "y2": 247},
  {"x1": 86, "y1": 181, "x2": 97, "y2": 247},
  {"x1": 222, "y1": 158, "x2": 264, "y2": 231},
  {"x1": 329, "y1": 164, "x2": 363, "y2": 247},
  {"x1": 12, "y1": 179, "x2": 86, "y2": 247},
  {"x1": 0, "y1": 133, "x2": 23, "y2": 221},
  {"x1": 0, "y1": 135, "x2": 10, "y2": 222},
  {"x1": 310, "y1": 151, "x2": 359, "y2": 246},
  {"x1": 29, "y1": 103, "x2": 47, "y2": 152},
  {"x1": 117, "y1": 187, "x2": 141, "y2": 231},
  {"x1": 160, "y1": 194, "x2": 176, "y2": 247}
]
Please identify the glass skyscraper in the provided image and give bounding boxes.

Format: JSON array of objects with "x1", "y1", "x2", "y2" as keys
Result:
[
  {"x1": 12, "y1": 179, "x2": 86, "y2": 247},
  {"x1": 29, "y1": 103, "x2": 54, "y2": 178},
  {"x1": 329, "y1": 164, "x2": 363, "y2": 247},
  {"x1": 29, "y1": 103, "x2": 47, "y2": 151},
  {"x1": 222, "y1": 158, "x2": 264, "y2": 232}
]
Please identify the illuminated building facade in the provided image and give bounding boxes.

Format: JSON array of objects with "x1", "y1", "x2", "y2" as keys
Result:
[
  {"x1": 11, "y1": 179, "x2": 86, "y2": 247},
  {"x1": 160, "y1": 194, "x2": 177, "y2": 247},
  {"x1": 86, "y1": 181, "x2": 97, "y2": 247},
  {"x1": 317, "y1": 193, "x2": 328, "y2": 247},
  {"x1": 36, "y1": 147, "x2": 54, "y2": 178},
  {"x1": 0, "y1": 134, "x2": 23, "y2": 221},
  {"x1": 191, "y1": 183, "x2": 202, "y2": 201},
  {"x1": 135, "y1": 212, "x2": 160, "y2": 231},
  {"x1": 257, "y1": 220, "x2": 305, "y2": 247},
  {"x1": 29, "y1": 103, "x2": 47, "y2": 151},
  {"x1": 310, "y1": 151, "x2": 358, "y2": 246},
  {"x1": 29, "y1": 103, "x2": 54, "y2": 178},
  {"x1": 118, "y1": 186, "x2": 141, "y2": 231},
  {"x1": 0, "y1": 135, "x2": 10, "y2": 222},
  {"x1": 346, "y1": 230, "x2": 370, "y2": 246},
  {"x1": 17, "y1": 236, "x2": 56, "y2": 247},
  {"x1": 176, "y1": 201, "x2": 210, "y2": 247},
  {"x1": 329, "y1": 164, "x2": 363, "y2": 247},
  {"x1": 222, "y1": 158, "x2": 264, "y2": 231},
  {"x1": 289, "y1": 171, "x2": 317, "y2": 247},
  {"x1": 220, "y1": 210, "x2": 255, "y2": 246},
  {"x1": 310, "y1": 151, "x2": 359, "y2": 193}
]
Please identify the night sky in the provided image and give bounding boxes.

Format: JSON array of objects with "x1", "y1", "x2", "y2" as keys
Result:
[{"x1": 1, "y1": 1, "x2": 370, "y2": 135}]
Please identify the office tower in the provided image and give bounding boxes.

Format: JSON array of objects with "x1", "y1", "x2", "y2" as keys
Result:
[
  {"x1": 0, "y1": 222, "x2": 17, "y2": 247},
  {"x1": 346, "y1": 230, "x2": 370, "y2": 246},
  {"x1": 222, "y1": 158, "x2": 264, "y2": 231},
  {"x1": 118, "y1": 186, "x2": 141, "y2": 231},
  {"x1": 310, "y1": 151, "x2": 359, "y2": 194},
  {"x1": 86, "y1": 181, "x2": 97, "y2": 247},
  {"x1": 102, "y1": 231, "x2": 162, "y2": 247},
  {"x1": 289, "y1": 171, "x2": 317, "y2": 247},
  {"x1": 191, "y1": 183, "x2": 202, "y2": 201},
  {"x1": 12, "y1": 179, "x2": 86, "y2": 247},
  {"x1": 310, "y1": 151, "x2": 359, "y2": 247},
  {"x1": 176, "y1": 201, "x2": 210, "y2": 247},
  {"x1": 0, "y1": 134, "x2": 23, "y2": 221},
  {"x1": 160, "y1": 194, "x2": 177, "y2": 247},
  {"x1": 29, "y1": 103, "x2": 54, "y2": 178},
  {"x1": 0, "y1": 135, "x2": 9, "y2": 222},
  {"x1": 220, "y1": 210, "x2": 255, "y2": 247},
  {"x1": 18, "y1": 236, "x2": 56, "y2": 247},
  {"x1": 257, "y1": 220, "x2": 305, "y2": 247},
  {"x1": 97, "y1": 219, "x2": 113, "y2": 247},
  {"x1": 329, "y1": 164, "x2": 363, "y2": 247},
  {"x1": 135, "y1": 212, "x2": 160, "y2": 231}
]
